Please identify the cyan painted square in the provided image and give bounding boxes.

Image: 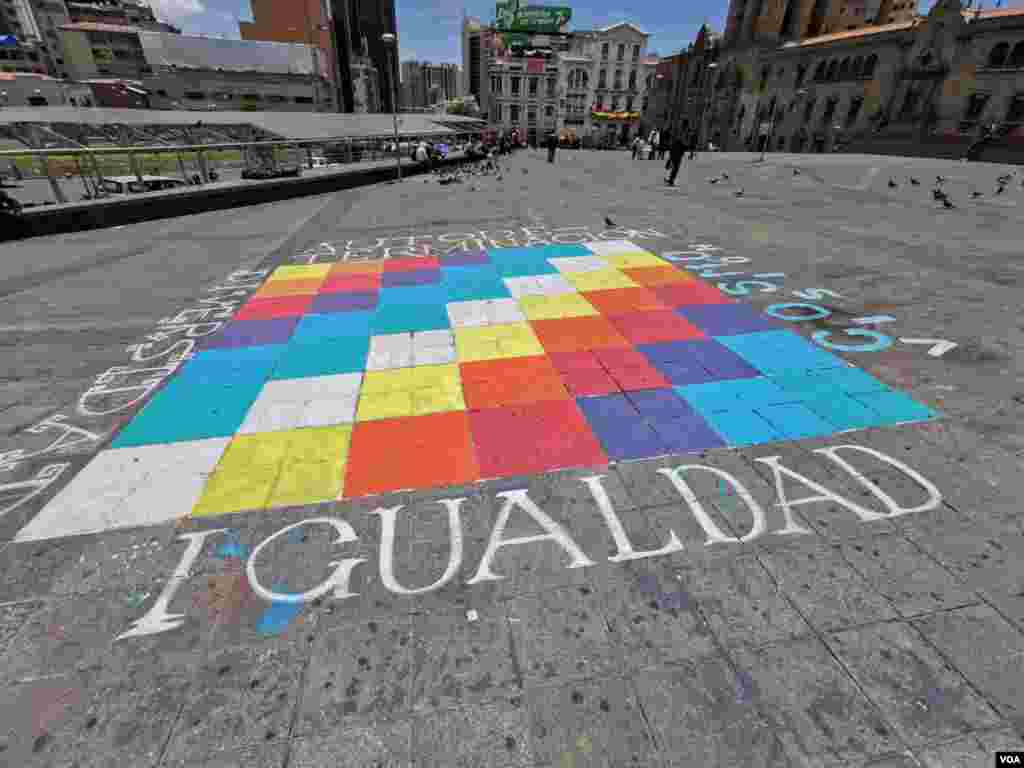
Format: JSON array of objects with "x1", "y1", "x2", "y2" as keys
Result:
[
  {"x1": 271, "y1": 336, "x2": 369, "y2": 379},
  {"x1": 534, "y1": 244, "x2": 593, "y2": 259},
  {"x1": 716, "y1": 331, "x2": 841, "y2": 375},
  {"x1": 698, "y1": 409, "x2": 784, "y2": 447},
  {"x1": 442, "y1": 267, "x2": 511, "y2": 302},
  {"x1": 174, "y1": 345, "x2": 283, "y2": 387},
  {"x1": 675, "y1": 380, "x2": 748, "y2": 412},
  {"x1": 291, "y1": 311, "x2": 373, "y2": 343},
  {"x1": 111, "y1": 379, "x2": 262, "y2": 447},
  {"x1": 492, "y1": 255, "x2": 559, "y2": 278},
  {"x1": 766, "y1": 332, "x2": 849, "y2": 371},
  {"x1": 377, "y1": 284, "x2": 451, "y2": 307},
  {"x1": 816, "y1": 366, "x2": 894, "y2": 396},
  {"x1": 727, "y1": 376, "x2": 802, "y2": 407},
  {"x1": 769, "y1": 373, "x2": 839, "y2": 398},
  {"x1": 371, "y1": 301, "x2": 451, "y2": 334},
  {"x1": 854, "y1": 390, "x2": 937, "y2": 424},
  {"x1": 803, "y1": 393, "x2": 888, "y2": 431},
  {"x1": 754, "y1": 403, "x2": 837, "y2": 440}
]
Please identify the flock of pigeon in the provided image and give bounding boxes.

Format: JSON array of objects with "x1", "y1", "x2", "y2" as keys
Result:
[
  {"x1": 886, "y1": 169, "x2": 1019, "y2": 209},
  {"x1": 705, "y1": 171, "x2": 747, "y2": 197}
]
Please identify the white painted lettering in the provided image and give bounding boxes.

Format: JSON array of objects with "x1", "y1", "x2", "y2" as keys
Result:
[
  {"x1": 656, "y1": 466, "x2": 769, "y2": 544},
  {"x1": 754, "y1": 455, "x2": 876, "y2": 526},
  {"x1": 814, "y1": 445, "x2": 942, "y2": 518},
  {"x1": 126, "y1": 339, "x2": 196, "y2": 364},
  {"x1": 372, "y1": 500, "x2": 464, "y2": 595},
  {"x1": 582, "y1": 475, "x2": 683, "y2": 561}
]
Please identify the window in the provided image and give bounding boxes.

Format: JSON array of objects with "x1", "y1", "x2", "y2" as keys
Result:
[
  {"x1": 601, "y1": 42, "x2": 609, "y2": 59},
  {"x1": 898, "y1": 88, "x2": 918, "y2": 117},
  {"x1": 795, "y1": 63, "x2": 807, "y2": 87},
  {"x1": 544, "y1": 104, "x2": 554, "y2": 117},
  {"x1": 846, "y1": 95, "x2": 863, "y2": 125},
  {"x1": 803, "y1": 97, "x2": 816, "y2": 123},
  {"x1": 613, "y1": 70, "x2": 622, "y2": 90},
  {"x1": 266, "y1": 94, "x2": 287, "y2": 103},
  {"x1": 492, "y1": 103, "x2": 502, "y2": 121},
  {"x1": 295, "y1": 96, "x2": 313, "y2": 103},
  {"x1": 823, "y1": 95, "x2": 838, "y2": 123},
  {"x1": 759, "y1": 65, "x2": 769, "y2": 90},
  {"x1": 987, "y1": 42, "x2": 1010, "y2": 68},
  {"x1": 632, "y1": 44, "x2": 640, "y2": 61},
  {"x1": 611, "y1": 96, "x2": 619, "y2": 111},
  {"x1": 546, "y1": 77, "x2": 555, "y2": 97},
  {"x1": 852, "y1": 56, "x2": 864, "y2": 78},
  {"x1": 598, "y1": 68, "x2": 607, "y2": 88},
  {"x1": 510, "y1": 104, "x2": 520, "y2": 123},
  {"x1": 813, "y1": 61, "x2": 827, "y2": 81},
  {"x1": 1009, "y1": 42, "x2": 1024, "y2": 69},
  {"x1": 1006, "y1": 93, "x2": 1024, "y2": 123},
  {"x1": 511, "y1": 76, "x2": 520, "y2": 95},
  {"x1": 628, "y1": 69, "x2": 636, "y2": 89},
  {"x1": 491, "y1": 75, "x2": 502, "y2": 94},
  {"x1": 528, "y1": 77, "x2": 538, "y2": 97},
  {"x1": 826, "y1": 59, "x2": 838, "y2": 81},
  {"x1": 862, "y1": 54, "x2": 877, "y2": 78},
  {"x1": 838, "y1": 57, "x2": 851, "y2": 80},
  {"x1": 626, "y1": 96, "x2": 633, "y2": 111},
  {"x1": 185, "y1": 90, "x2": 205, "y2": 100},
  {"x1": 617, "y1": 43, "x2": 625, "y2": 61},
  {"x1": 964, "y1": 92, "x2": 989, "y2": 120},
  {"x1": 156, "y1": 88, "x2": 168, "y2": 97},
  {"x1": 527, "y1": 106, "x2": 537, "y2": 123}
]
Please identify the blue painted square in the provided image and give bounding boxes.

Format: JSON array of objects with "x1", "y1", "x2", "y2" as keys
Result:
[
  {"x1": 716, "y1": 331, "x2": 844, "y2": 376},
  {"x1": 381, "y1": 269, "x2": 441, "y2": 288},
  {"x1": 698, "y1": 409, "x2": 784, "y2": 447},
  {"x1": 271, "y1": 336, "x2": 369, "y2": 379},
  {"x1": 685, "y1": 339, "x2": 762, "y2": 380},
  {"x1": 440, "y1": 249, "x2": 490, "y2": 266},
  {"x1": 626, "y1": 388, "x2": 698, "y2": 421},
  {"x1": 854, "y1": 390, "x2": 937, "y2": 424},
  {"x1": 769, "y1": 373, "x2": 838, "y2": 398},
  {"x1": 377, "y1": 284, "x2": 450, "y2": 307},
  {"x1": 372, "y1": 301, "x2": 451, "y2": 334},
  {"x1": 201, "y1": 317, "x2": 297, "y2": 350},
  {"x1": 651, "y1": 416, "x2": 728, "y2": 454},
  {"x1": 576, "y1": 394, "x2": 671, "y2": 461},
  {"x1": 291, "y1": 312, "x2": 373, "y2": 344},
  {"x1": 803, "y1": 393, "x2": 888, "y2": 431},
  {"x1": 647, "y1": 360, "x2": 717, "y2": 386},
  {"x1": 755, "y1": 403, "x2": 837, "y2": 440},
  {"x1": 637, "y1": 340, "x2": 707, "y2": 365},
  {"x1": 677, "y1": 304, "x2": 783, "y2": 336},
  {"x1": 111, "y1": 377, "x2": 263, "y2": 447}
]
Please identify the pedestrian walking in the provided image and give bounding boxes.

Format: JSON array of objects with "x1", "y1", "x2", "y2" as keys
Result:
[
  {"x1": 648, "y1": 129, "x2": 660, "y2": 161},
  {"x1": 546, "y1": 131, "x2": 557, "y2": 163},
  {"x1": 631, "y1": 135, "x2": 641, "y2": 160},
  {"x1": 664, "y1": 136, "x2": 686, "y2": 187},
  {"x1": 687, "y1": 131, "x2": 698, "y2": 161},
  {"x1": 657, "y1": 132, "x2": 670, "y2": 161}
]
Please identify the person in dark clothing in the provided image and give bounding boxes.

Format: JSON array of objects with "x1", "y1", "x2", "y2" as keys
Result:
[
  {"x1": 546, "y1": 131, "x2": 557, "y2": 163},
  {"x1": 688, "y1": 132, "x2": 698, "y2": 160},
  {"x1": 665, "y1": 137, "x2": 686, "y2": 187},
  {"x1": 657, "y1": 133, "x2": 670, "y2": 161}
]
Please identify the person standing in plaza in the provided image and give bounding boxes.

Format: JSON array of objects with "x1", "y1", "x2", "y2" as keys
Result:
[
  {"x1": 657, "y1": 131, "x2": 670, "y2": 161},
  {"x1": 688, "y1": 129, "x2": 698, "y2": 160},
  {"x1": 665, "y1": 135, "x2": 686, "y2": 187},
  {"x1": 631, "y1": 135, "x2": 641, "y2": 160},
  {"x1": 546, "y1": 130, "x2": 557, "y2": 163},
  {"x1": 648, "y1": 129, "x2": 659, "y2": 161}
]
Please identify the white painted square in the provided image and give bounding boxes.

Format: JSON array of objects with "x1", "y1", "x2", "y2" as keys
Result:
[
  {"x1": 486, "y1": 298, "x2": 526, "y2": 325},
  {"x1": 548, "y1": 255, "x2": 609, "y2": 273},
  {"x1": 503, "y1": 274, "x2": 575, "y2": 298},
  {"x1": 16, "y1": 438, "x2": 230, "y2": 542},
  {"x1": 584, "y1": 240, "x2": 642, "y2": 255},
  {"x1": 413, "y1": 329, "x2": 455, "y2": 348},
  {"x1": 238, "y1": 400, "x2": 307, "y2": 434},
  {"x1": 253, "y1": 373, "x2": 362, "y2": 403},
  {"x1": 414, "y1": 344, "x2": 456, "y2": 366},
  {"x1": 299, "y1": 396, "x2": 359, "y2": 427},
  {"x1": 447, "y1": 299, "x2": 489, "y2": 328},
  {"x1": 367, "y1": 333, "x2": 413, "y2": 370}
]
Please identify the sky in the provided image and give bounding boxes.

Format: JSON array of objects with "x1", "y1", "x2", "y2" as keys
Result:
[{"x1": 151, "y1": 0, "x2": 1000, "y2": 65}]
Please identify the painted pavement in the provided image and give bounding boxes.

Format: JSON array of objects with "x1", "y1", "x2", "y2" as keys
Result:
[{"x1": 16, "y1": 240, "x2": 935, "y2": 542}]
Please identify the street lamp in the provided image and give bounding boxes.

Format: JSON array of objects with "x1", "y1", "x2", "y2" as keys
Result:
[
  {"x1": 699, "y1": 62, "x2": 717, "y2": 150},
  {"x1": 381, "y1": 32, "x2": 402, "y2": 181}
]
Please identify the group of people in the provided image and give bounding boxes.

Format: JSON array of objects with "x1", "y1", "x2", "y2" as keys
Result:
[{"x1": 632, "y1": 129, "x2": 699, "y2": 163}]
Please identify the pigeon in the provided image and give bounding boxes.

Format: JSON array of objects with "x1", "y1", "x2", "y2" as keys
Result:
[
  {"x1": 909, "y1": 177, "x2": 920, "y2": 186},
  {"x1": 941, "y1": 197, "x2": 956, "y2": 209},
  {"x1": 793, "y1": 168, "x2": 801, "y2": 176},
  {"x1": 708, "y1": 177, "x2": 719, "y2": 184},
  {"x1": 971, "y1": 190, "x2": 983, "y2": 198},
  {"x1": 996, "y1": 184, "x2": 1006, "y2": 195},
  {"x1": 936, "y1": 175, "x2": 947, "y2": 184},
  {"x1": 604, "y1": 216, "x2": 616, "y2": 227},
  {"x1": 721, "y1": 172, "x2": 729, "y2": 180},
  {"x1": 932, "y1": 188, "x2": 947, "y2": 201},
  {"x1": 735, "y1": 189, "x2": 744, "y2": 197},
  {"x1": 521, "y1": 168, "x2": 528, "y2": 174},
  {"x1": 888, "y1": 179, "x2": 898, "y2": 189}
]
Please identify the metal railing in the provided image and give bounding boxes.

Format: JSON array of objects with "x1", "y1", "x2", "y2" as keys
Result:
[{"x1": 0, "y1": 130, "x2": 483, "y2": 206}]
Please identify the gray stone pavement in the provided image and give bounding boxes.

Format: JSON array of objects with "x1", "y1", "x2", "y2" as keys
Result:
[{"x1": 0, "y1": 147, "x2": 1022, "y2": 767}]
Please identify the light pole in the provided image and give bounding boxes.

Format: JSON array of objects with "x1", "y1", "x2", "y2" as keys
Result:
[
  {"x1": 381, "y1": 32, "x2": 402, "y2": 181},
  {"x1": 698, "y1": 62, "x2": 717, "y2": 150}
]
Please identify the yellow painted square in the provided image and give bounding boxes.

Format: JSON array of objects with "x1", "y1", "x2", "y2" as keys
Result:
[
  {"x1": 519, "y1": 292, "x2": 599, "y2": 321},
  {"x1": 605, "y1": 251, "x2": 665, "y2": 268},
  {"x1": 404, "y1": 363, "x2": 460, "y2": 391},
  {"x1": 412, "y1": 385, "x2": 466, "y2": 415},
  {"x1": 284, "y1": 424, "x2": 352, "y2": 464},
  {"x1": 491, "y1": 322, "x2": 545, "y2": 358},
  {"x1": 563, "y1": 268, "x2": 639, "y2": 292},
  {"x1": 267, "y1": 461, "x2": 345, "y2": 508},
  {"x1": 363, "y1": 367, "x2": 418, "y2": 394},
  {"x1": 192, "y1": 466, "x2": 276, "y2": 516},
  {"x1": 356, "y1": 390, "x2": 415, "y2": 421},
  {"x1": 219, "y1": 432, "x2": 292, "y2": 468},
  {"x1": 267, "y1": 264, "x2": 333, "y2": 283},
  {"x1": 454, "y1": 326, "x2": 503, "y2": 362}
]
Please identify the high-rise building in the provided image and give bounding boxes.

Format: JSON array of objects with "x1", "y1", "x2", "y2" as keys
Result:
[
  {"x1": 400, "y1": 60, "x2": 459, "y2": 107},
  {"x1": 348, "y1": 0, "x2": 397, "y2": 112},
  {"x1": 462, "y1": 16, "x2": 484, "y2": 103}
]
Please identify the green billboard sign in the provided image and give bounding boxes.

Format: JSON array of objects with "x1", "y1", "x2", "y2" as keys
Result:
[{"x1": 495, "y1": 2, "x2": 571, "y2": 33}]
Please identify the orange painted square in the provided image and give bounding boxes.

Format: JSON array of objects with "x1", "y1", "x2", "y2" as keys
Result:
[
  {"x1": 343, "y1": 411, "x2": 480, "y2": 498},
  {"x1": 460, "y1": 355, "x2": 569, "y2": 409},
  {"x1": 581, "y1": 287, "x2": 670, "y2": 316},
  {"x1": 328, "y1": 262, "x2": 384, "y2": 276},
  {"x1": 251, "y1": 278, "x2": 324, "y2": 299},
  {"x1": 234, "y1": 294, "x2": 315, "y2": 321},
  {"x1": 622, "y1": 266, "x2": 695, "y2": 286},
  {"x1": 530, "y1": 315, "x2": 631, "y2": 355},
  {"x1": 320, "y1": 273, "x2": 382, "y2": 294}
]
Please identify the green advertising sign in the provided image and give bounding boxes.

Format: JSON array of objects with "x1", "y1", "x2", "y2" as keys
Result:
[{"x1": 495, "y1": 2, "x2": 571, "y2": 33}]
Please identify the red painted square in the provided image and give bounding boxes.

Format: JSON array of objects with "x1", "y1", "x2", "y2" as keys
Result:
[
  {"x1": 384, "y1": 256, "x2": 441, "y2": 272},
  {"x1": 592, "y1": 347, "x2": 656, "y2": 371},
  {"x1": 559, "y1": 367, "x2": 621, "y2": 396},
  {"x1": 469, "y1": 400, "x2": 608, "y2": 478},
  {"x1": 650, "y1": 281, "x2": 736, "y2": 308},
  {"x1": 547, "y1": 350, "x2": 603, "y2": 372},
  {"x1": 233, "y1": 294, "x2": 314, "y2": 321},
  {"x1": 460, "y1": 356, "x2": 569, "y2": 409},
  {"x1": 580, "y1": 287, "x2": 669, "y2": 316},
  {"x1": 609, "y1": 311, "x2": 706, "y2": 345},
  {"x1": 320, "y1": 272, "x2": 382, "y2": 294},
  {"x1": 344, "y1": 411, "x2": 480, "y2": 498},
  {"x1": 606, "y1": 366, "x2": 671, "y2": 391},
  {"x1": 530, "y1": 315, "x2": 631, "y2": 355}
]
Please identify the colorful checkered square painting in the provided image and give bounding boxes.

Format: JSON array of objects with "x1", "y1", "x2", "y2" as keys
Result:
[{"x1": 16, "y1": 242, "x2": 937, "y2": 541}]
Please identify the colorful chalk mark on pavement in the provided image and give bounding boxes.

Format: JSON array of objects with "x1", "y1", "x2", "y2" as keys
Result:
[{"x1": 16, "y1": 242, "x2": 937, "y2": 541}]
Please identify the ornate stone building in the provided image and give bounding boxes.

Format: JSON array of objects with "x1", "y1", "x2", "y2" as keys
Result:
[{"x1": 667, "y1": 0, "x2": 1024, "y2": 160}]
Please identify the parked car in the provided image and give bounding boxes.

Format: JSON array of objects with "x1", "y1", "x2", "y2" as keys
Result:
[{"x1": 100, "y1": 175, "x2": 187, "y2": 194}]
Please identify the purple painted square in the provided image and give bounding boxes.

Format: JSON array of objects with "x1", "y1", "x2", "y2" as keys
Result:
[
  {"x1": 440, "y1": 249, "x2": 490, "y2": 266},
  {"x1": 310, "y1": 291, "x2": 379, "y2": 313},
  {"x1": 625, "y1": 388, "x2": 697, "y2": 421},
  {"x1": 201, "y1": 317, "x2": 298, "y2": 349},
  {"x1": 651, "y1": 415, "x2": 728, "y2": 454},
  {"x1": 686, "y1": 339, "x2": 762, "y2": 380},
  {"x1": 382, "y1": 268, "x2": 442, "y2": 287},
  {"x1": 638, "y1": 340, "x2": 707, "y2": 365},
  {"x1": 576, "y1": 394, "x2": 672, "y2": 461},
  {"x1": 677, "y1": 304, "x2": 783, "y2": 336}
]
